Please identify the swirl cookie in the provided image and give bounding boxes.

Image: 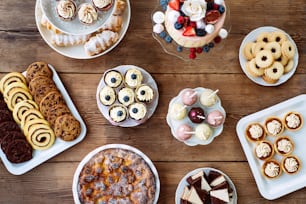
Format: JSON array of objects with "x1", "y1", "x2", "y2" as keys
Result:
[
  {"x1": 54, "y1": 114, "x2": 81, "y2": 141},
  {"x1": 3, "y1": 82, "x2": 29, "y2": 103},
  {"x1": 5, "y1": 139, "x2": 32, "y2": 163},
  {"x1": 0, "y1": 72, "x2": 26, "y2": 94},
  {"x1": 27, "y1": 123, "x2": 55, "y2": 150},
  {"x1": 46, "y1": 104, "x2": 71, "y2": 128},
  {"x1": 23, "y1": 118, "x2": 50, "y2": 138},
  {"x1": 20, "y1": 109, "x2": 45, "y2": 130},
  {"x1": 26, "y1": 61, "x2": 53, "y2": 83},
  {"x1": 39, "y1": 90, "x2": 65, "y2": 117},
  {"x1": 6, "y1": 87, "x2": 33, "y2": 111},
  {"x1": 13, "y1": 100, "x2": 38, "y2": 124}
]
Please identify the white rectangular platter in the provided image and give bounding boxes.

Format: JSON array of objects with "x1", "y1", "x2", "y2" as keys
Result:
[
  {"x1": 236, "y1": 94, "x2": 306, "y2": 200},
  {"x1": 0, "y1": 64, "x2": 87, "y2": 175}
]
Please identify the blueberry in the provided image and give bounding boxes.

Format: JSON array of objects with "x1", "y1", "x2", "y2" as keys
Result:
[
  {"x1": 203, "y1": 45, "x2": 210, "y2": 52},
  {"x1": 162, "y1": 4, "x2": 167, "y2": 11},
  {"x1": 160, "y1": 0, "x2": 167, "y2": 6},
  {"x1": 165, "y1": 35, "x2": 172, "y2": 43},
  {"x1": 132, "y1": 108, "x2": 138, "y2": 113},
  {"x1": 208, "y1": 42, "x2": 215, "y2": 48},
  {"x1": 174, "y1": 22, "x2": 183, "y2": 30},
  {"x1": 218, "y1": 5, "x2": 225, "y2": 14},
  {"x1": 159, "y1": 31, "x2": 166, "y2": 38},
  {"x1": 123, "y1": 96, "x2": 130, "y2": 102},
  {"x1": 207, "y1": 2, "x2": 213, "y2": 10},
  {"x1": 117, "y1": 111, "x2": 123, "y2": 117},
  {"x1": 196, "y1": 29, "x2": 207, "y2": 37},
  {"x1": 105, "y1": 95, "x2": 111, "y2": 101},
  {"x1": 140, "y1": 90, "x2": 146, "y2": 95},
  {"x1": 131, "y1": 73, "x2": 137, "y2": 79},
  {"x1": 110, "y1": 77, "x2": 116, "y2": 83},
  {"x1": 177, "y1": 45, "x2": 183, "y2": 52}
]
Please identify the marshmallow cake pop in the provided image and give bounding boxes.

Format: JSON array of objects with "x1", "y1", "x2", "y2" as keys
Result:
[
  {"x1": 181, "y1": 89, "x2": 197, "y2": 106},
  {"x1": 170, "y1": 103, "x2": 187, "y2": 120},
  {"x1": 188, "y1": 107, "x2": 205, "y2": 123},
  {"x1": 200, "y1": 89, "x2": 219, "y2": 107},
  {"x1": 207, "y1": 110, "x2": 225, "y2": 127},
  {"x1": 176, "y1": 124, "x2": 193, "y2": 141}
]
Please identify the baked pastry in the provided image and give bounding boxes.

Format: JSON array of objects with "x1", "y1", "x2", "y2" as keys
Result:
[
  {"x1": 253, "y1": 42, "x2": 266, "y2": 56},
  {"x1": 54, "y1": 114, "x2": 81, "y2": 141},
  {"x1": 264, "y1": 117, "x2": 284, "y2": 136},
  {"x1": 264, "y1": 42, "x2": 282, "y2": 59},
  {"x1": 78, "y1": 3, "x2": 98, "y2": 25},
  {"x1": 124, "y1": 68, "x2": 143, "y2": 88},
  {"x1": 77, "y1": 148, "x2": 156, "y2": 204},
  {"x1": 84, "y1": 30, "x2": 119, "y2": 56},
  {"x1": 26, "y1": 122, "x2": 56, "y2": 150},
  {"x1": 29, "y1": 77, "x2": 58, "y2": 104},
  {"x1": 274, "y1": 136, "x2": 294, "y2": 156},
  {"x1": 51, "y1": 33, "x2": 90, "y2": 47},
  {"x1": 283, "y1": 111, "x2": 303, "y2": 131},
  {"x1": 282, "y1": 155, "x2": 301, "y2": 175},
  {"x1": 256, "y1": 32, "x2": 270, "y2": 43},
  {"x1": 118, "y1": 87, "x2": 135, "y2": 106},
  {"x1": 284, "y1": 59, "x2": 294, "y2": 73},
  {"x1": 99, "y1": 15, "x2": 123, "y2": 32},
  {"x1": 135, "y1": 84, "x2": 154, "y2": 103},
  {"x1": 128, "y1": 102, "x2": 147, "y2": 121},
  {"x1": 243, "y1": 42, "x2": 255, "y2": 60},
  {"x1": 113, "y1": 0, "x2": 126, "y2": 15},
  {"x1": 26, "y1": 61, "x2": 53, "y2": 83},
  {"x1": 262, "y1": 159, "x2": 282, "y2": 179},
  {"x1": 104, "y1": 70, "x2": 123, "y2": 88},
  {"x1": 99, "y1": 86, "x2": 116, "y2": 106},
  {"x1": 56, "y1": 0, "x2": 77, "y2": 21},
  {"x1": 109, "y1": 104, "x2": 128, "y2": 123},
  {"x1": 92, "y1": 0, "x2": 113, "y2": 11},
  {"x1": 269, "y1": 31, "x2": 287, "y2": 44},
  {"x1": 254, "y1": 141, "x2": 274, "y2": 160},
  {"x1": 245, "y1": 122, "x2": 266, "y2": 142},
  {"x1": 246, "y1": 58, "x2": 264, "y2": 77},
  {"x1": 41, "y1": 14, "x2": 61, "y2": 34}
]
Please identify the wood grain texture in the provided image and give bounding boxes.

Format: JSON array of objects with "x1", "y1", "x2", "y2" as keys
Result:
[{"x1": 0, "y1": 0, "x2": 306, "y2": 203}]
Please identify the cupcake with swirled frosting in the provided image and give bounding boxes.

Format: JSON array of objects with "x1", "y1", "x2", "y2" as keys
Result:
[
  {"x1": 99, "y1": 86, "x2": 116, "y2": 106},
  {"x1": 254, "y1": 141, "x2": 274, "y2": 160},
  {"x1": 129, "y1": 102, "x2": 147, "y2": 121},
  {"x1": 124, "y1": 68, "x2": 143, "y2": 88},
  {"x1": 92, "y1": 0, "x2": 113, "y2": 11},
  {"x1": 56, "y1": 0, "x2": 77, "y2": 21},
  {"x1": 282, "y1": 155, "x2": 301, "y2": 175},
  {"x1": 135, "y1": 84, "x2": 154, "y2": 103},
  {"x1": 78, "y1": 3, "x2": 98, "y2": 25},
  {"x1": 274, "y1": 136, "x2": 294, "y2": 156},
  {"x1": 104, "y1": 70, "x2": 123, "y2": 88},
  {"x1": 262, "y1": 159, "x2": 282, "y2": 179},
  {"x1": 109, "y1": 104, "x2": 128, "y2": 123}
]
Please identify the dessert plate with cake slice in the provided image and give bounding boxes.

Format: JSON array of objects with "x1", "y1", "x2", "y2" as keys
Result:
[
  {"x1": 35, "y1": 0, "x2": 131, "y2": 59},
  {"x1": 236, "y1": 94, "x2": 306, "y2": 200},
  {"x1": 239, "y1": 26, "x2": 299, "y2": 86},
  {"x1": 175, "y1": 167, "x2": 237, "y2": 204}
]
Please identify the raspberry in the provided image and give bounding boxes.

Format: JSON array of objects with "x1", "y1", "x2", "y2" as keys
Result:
[
  {"x1": 189, "y1": 52, "x2": 196, "y2": 59},
  {"x1": 196, "y1": 47, "x2": 203, "y2": 53},
  {"x1": 214, "y1": 36, "x2": 222, "y2": 43},
  {"x1": 177, "y1": 16, "x2": 185, "y2": 24},
  {"x1": 213, "y1": 3, "x2": 219, "y2": 10},
  {"x1": 189, "y1": 22, "x2": 196, "y2": 28},
  {"x1": 190, "y1": 48, "x2": 196, "y2": 53}
]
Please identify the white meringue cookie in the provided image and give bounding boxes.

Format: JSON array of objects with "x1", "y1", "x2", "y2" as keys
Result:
[
  {"x1": 205, "y1": 24, "x2": 215, "y2": 34},
  {"x1": 196, "y1": 20, "x2": 206, "y2": 29},
  {"x1": 167, "y1": 10, "x2": 180, "y2": 24},
  {"x1": 153, "y1": 11, "x2": 165, "y2": 24},
  {"x1": 219, "y1": 28, "x2": 228, "y2": 39},
  {"x1": 214, "y1": 0, "x2": 224, "y2": 5},
  {"x1": 153, "y1": 23, "x2": 164, "y2": 34}
]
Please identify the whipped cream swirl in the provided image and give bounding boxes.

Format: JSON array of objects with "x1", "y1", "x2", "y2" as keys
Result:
[
  {"x1": 181, "y1": 0, "x2": 207, "y2": 22},
  {"x1": 277, "y1": 139, "x2": 292, "y2": 154},
  {"x1": 284, "y1": 157, "x2": 299, "y2": 173},
  {"x1": 93, "y1": 0, "x2": 112, "y2": 9},
  {"x1": 256, "y1": 142, "x2": 272, "y2": 158},
  {"x1": 78, "y1": 3, "x2": 98, "y2": 24},
  {"x1": 264, "y1": 162, "x2": 280, "y2": 178},
  {"x1": 249, "y1": 124, "x2": 263, "y2": 139},
  {"x1": 57, "y1": 0, "x2": 76, "y2": 20},
  {"x1": 286, "y1": 113, "x2": 300, "y2": 129},
  {"x1": 267, "y1": 119, "x2": 282, "y2": 135}
]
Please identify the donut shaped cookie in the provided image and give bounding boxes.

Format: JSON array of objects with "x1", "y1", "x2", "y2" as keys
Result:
[
  {"x1": 284, "y1": 59, "x2": 294, "y2": 73},
  {"x1": 269, "y1": 31, "x2": 287, "y2": 45},
  {"x1": 253, "y1": 42, "x2": 266, "y2": 56},
  {"x1": 264, "y1": 42, "x2": 281, "y2": 59},
  {"x1": 26, "y1": 61, "x2": 53, "y2": 83},
  {"x1": 243, "y1": 42, "x2": 255, "y2": 60},
  {"x1": 0, "y1": 72, "x2": 26, "y2": 94},
  {"x1": 276, "y1": 54, "x2": 288, "y2": 66},
  {"x1": 281, "y1": 40, "x2": 295, "y2": 59},
  {"x1": 256, "y1": 32, "x2": 270, "y2": 43},
  {"x1": 263, "y1": 62, "x2": 284, "y2": 84},
  {"x1": 246, "y1": 58, "x2": 264, "y2": 77},
  {"x1": 13, "y1": 99, "x2": 38, "y2": 124},
  {"x1": 255, "y1": 50, "x2": 274, "y2": 68}
]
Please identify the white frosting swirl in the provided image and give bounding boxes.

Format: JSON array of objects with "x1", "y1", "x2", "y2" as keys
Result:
[
  {"x1": 286, "y1": 113, "x2": 300, "y2": 129},
  {"x1": 277, "y1": 139, "x2": 292, "y2": 154},
  {"x1": 267, "y1": 119, "x2": 282, "y2": 135},
  {"x1": 129, "y1": 103, "x2": 147, "y2": 120},
  {"x1": 125, "y1": 69, "x2": 143, "y2": 88},
  {"x1": 104, "y1": 71, "x2": 122, "y2": 88},
  {"x1": 99, "y1": 86, "x2": 116, "y2": 106},
  {"x1": 136, "y1": 85, "x2": 154, "y2": 103},
  {"x1": 249, "y1": 124, "x2": 263, "y2": 139},
  {"x1": 93, "y1": 0, "x2": 112, "y2": 9},
  {"x1": 118, "y1": 87, "x2": 135, "y2": 106},
  {"x1": 256, "y1": 142, "x2": 272, "y2": 158},
  {"x1": 109, "y1": 105, "x2": 127, "y2": 122},
  {"x1": 284, "y1": 157, "x2": 299, "y2": 173},
  {"x1": 181, "y1": 0, "x2": 207, "y2": 22},
  {"x1": 57, "y1": 0, "x2": 76, "y2": 20},
  {"x1": 264, "y1": 162, "x2": 280, "y2": 178},
  {"x1": 78, "y1": 3, "x2": 98, "y2": 24}
]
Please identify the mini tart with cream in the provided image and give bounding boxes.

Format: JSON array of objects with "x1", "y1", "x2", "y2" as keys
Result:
[
  {"x1": 104, "y1": 70, "x2": 123, "y2": 88},
  {"x1": 92, "y1": 0, "x2": 113, "y2": 11},
  {"x1": 282, "y1": 155, "x2": 301, "y2": 175},
  {"x1": 245, "y1": 122, "x2": 266, "y2": 142},
  {"x1": 262, "y1": 159, "x2": 282, "y2": 179},
  {"x1": 254, "y1": 141, "x2": 274, "y2": 160},
  {"x1": 124, "y1": 68, "x2": 143, "y2": 88},
  {"x1": 135, "y1": 84, "x2": 154, "y2": 103},
  {"x1": 274, "y1": 136, "x2": 294, "y2": 156},
  {"x1": 56, "y1": 0, "x2": 77, "y2": 21},
  {"x1": 264, "y1": 117, "x2": 284, "y2": 136},
  {"x1": 78, "y1": 3, "x2": 98, "y2": 25},
  {"x1": 283, "y1": 111, "x2": 303, "y2": 131}
]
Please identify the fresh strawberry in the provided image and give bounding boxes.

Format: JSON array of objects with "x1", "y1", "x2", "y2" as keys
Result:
[
  {"x1": 183, "y1": 26, "x2": 196, "y2": 36},
  {"x1": 168, "y1": 0, "x2": 180, "y2": 11}
]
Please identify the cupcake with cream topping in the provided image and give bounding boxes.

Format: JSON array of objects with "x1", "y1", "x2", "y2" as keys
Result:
[
  {"x1": 129, "y1": 102, "x2": 147, "y2": 121},
  {"x1": 135, "y1": 84, "x2": 154, "y2": 103},
  {"x1": 283, "y1": 112, "x2": 303, "y2": 131},
  {"x1": 92, "y1": 0, "x2": 113, "y2": 11},
  {"x1": 56, "y1": 0, "x2": 77, "y2": 21},
  {"x1": 109, "y1": 104, "x2": 128, "y2": 123},
  {"x1": 254, "y1": 141, "x2": 274, "y2": 160},
  {"x1": 264, "y1": 117, "x2": 284, "y2": 136},
  {"x1": 274, "y1": 136, "x2": 294, "y2": 156},
  {"x1": 78, "y1": 3, "x2": 98, "y2": 25},
  {"x1": 124, "y1": 68, "x2": 143, "y2": 88},
  {"x1": 118, "y1": 87, "x2": 135, "y2": 106},
  {"x1": 282, "y1": 155, "x2": 301, "y2": 175},
  {"x1": 104, "y1": 70, "x2": 123, "y2": 88},
  {"x1": 99, "y1": 86, "x2": 116, "y2": 106},
  {"x1": 245, "y1": 122, "x2": 266, "y2": 142},
  {"x1": 262, "y1": 159, "x2": 282, "y2": 179}
]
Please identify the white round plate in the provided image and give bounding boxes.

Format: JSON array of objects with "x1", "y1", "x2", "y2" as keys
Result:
[
  {"x1": 166, "y1": 87, "x2": 226, "y2": 146},
  {"x1": 175, "y1": 167, "x2": 237, "y2": 204},
  {"x1": 35, "y1": 0, "x2": 131, "y2": 59},
  {"x1": 40, "y1": 0, "x2": 115, "y2": 35},
  {"x1": 96, "y1": 65, "x2": 159, "y2": 127},
  {"x1": 72, "y1": 144, "x2": 160, "y2": 204},
  {"x1": 239, "y1": 26, "x2": 299, "y2": 86}
]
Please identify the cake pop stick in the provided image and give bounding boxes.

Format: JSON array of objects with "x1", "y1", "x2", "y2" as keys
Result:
[
  {"x1": 208, "y1": 89, "x2": 219, "y2": 99},
  {"x1": 197, "y1": 115, "x2": 206, "y2": 120}
]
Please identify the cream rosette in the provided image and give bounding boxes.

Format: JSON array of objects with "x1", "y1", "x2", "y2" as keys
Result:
[{"x1": 181, "y1": 0, "x2": 207, "y2": 22}]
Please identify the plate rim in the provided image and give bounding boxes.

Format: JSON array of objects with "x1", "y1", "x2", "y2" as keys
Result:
[
  {"x1": 35, "y1": 0, "x2": 131, "y2": 59},
  {"x1": 72, "y1": 143, "x2": 160, "y2": 204},
  {"x1": 0, "y1": 64, "x2": 87, "y2": 175},
  {"x1": 238, "y1": 26, "x2": 299, "y2": 87}
]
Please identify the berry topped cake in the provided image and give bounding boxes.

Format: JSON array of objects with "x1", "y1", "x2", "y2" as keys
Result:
[{"x1": 153, "y1": 0, "x2": 229, "y2": 59}]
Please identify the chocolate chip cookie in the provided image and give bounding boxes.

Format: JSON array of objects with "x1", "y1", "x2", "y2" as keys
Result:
[
  {"x1": 54, "y1": 114, "x2": 81, "y2": 141},
  {"x1": 46, "y1": 104, "x2": 71, "y2": 128},
  {"x1": 39, "y1": 90, "x2": 65, "y2": 117},
  {"x1": 26, "y1": 61, "x2": 53, "y2": 83}
]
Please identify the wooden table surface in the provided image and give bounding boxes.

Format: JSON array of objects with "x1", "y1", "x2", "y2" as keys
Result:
[{"x1": 0, "y1": 0, "x2": 305, "y2": 203}]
